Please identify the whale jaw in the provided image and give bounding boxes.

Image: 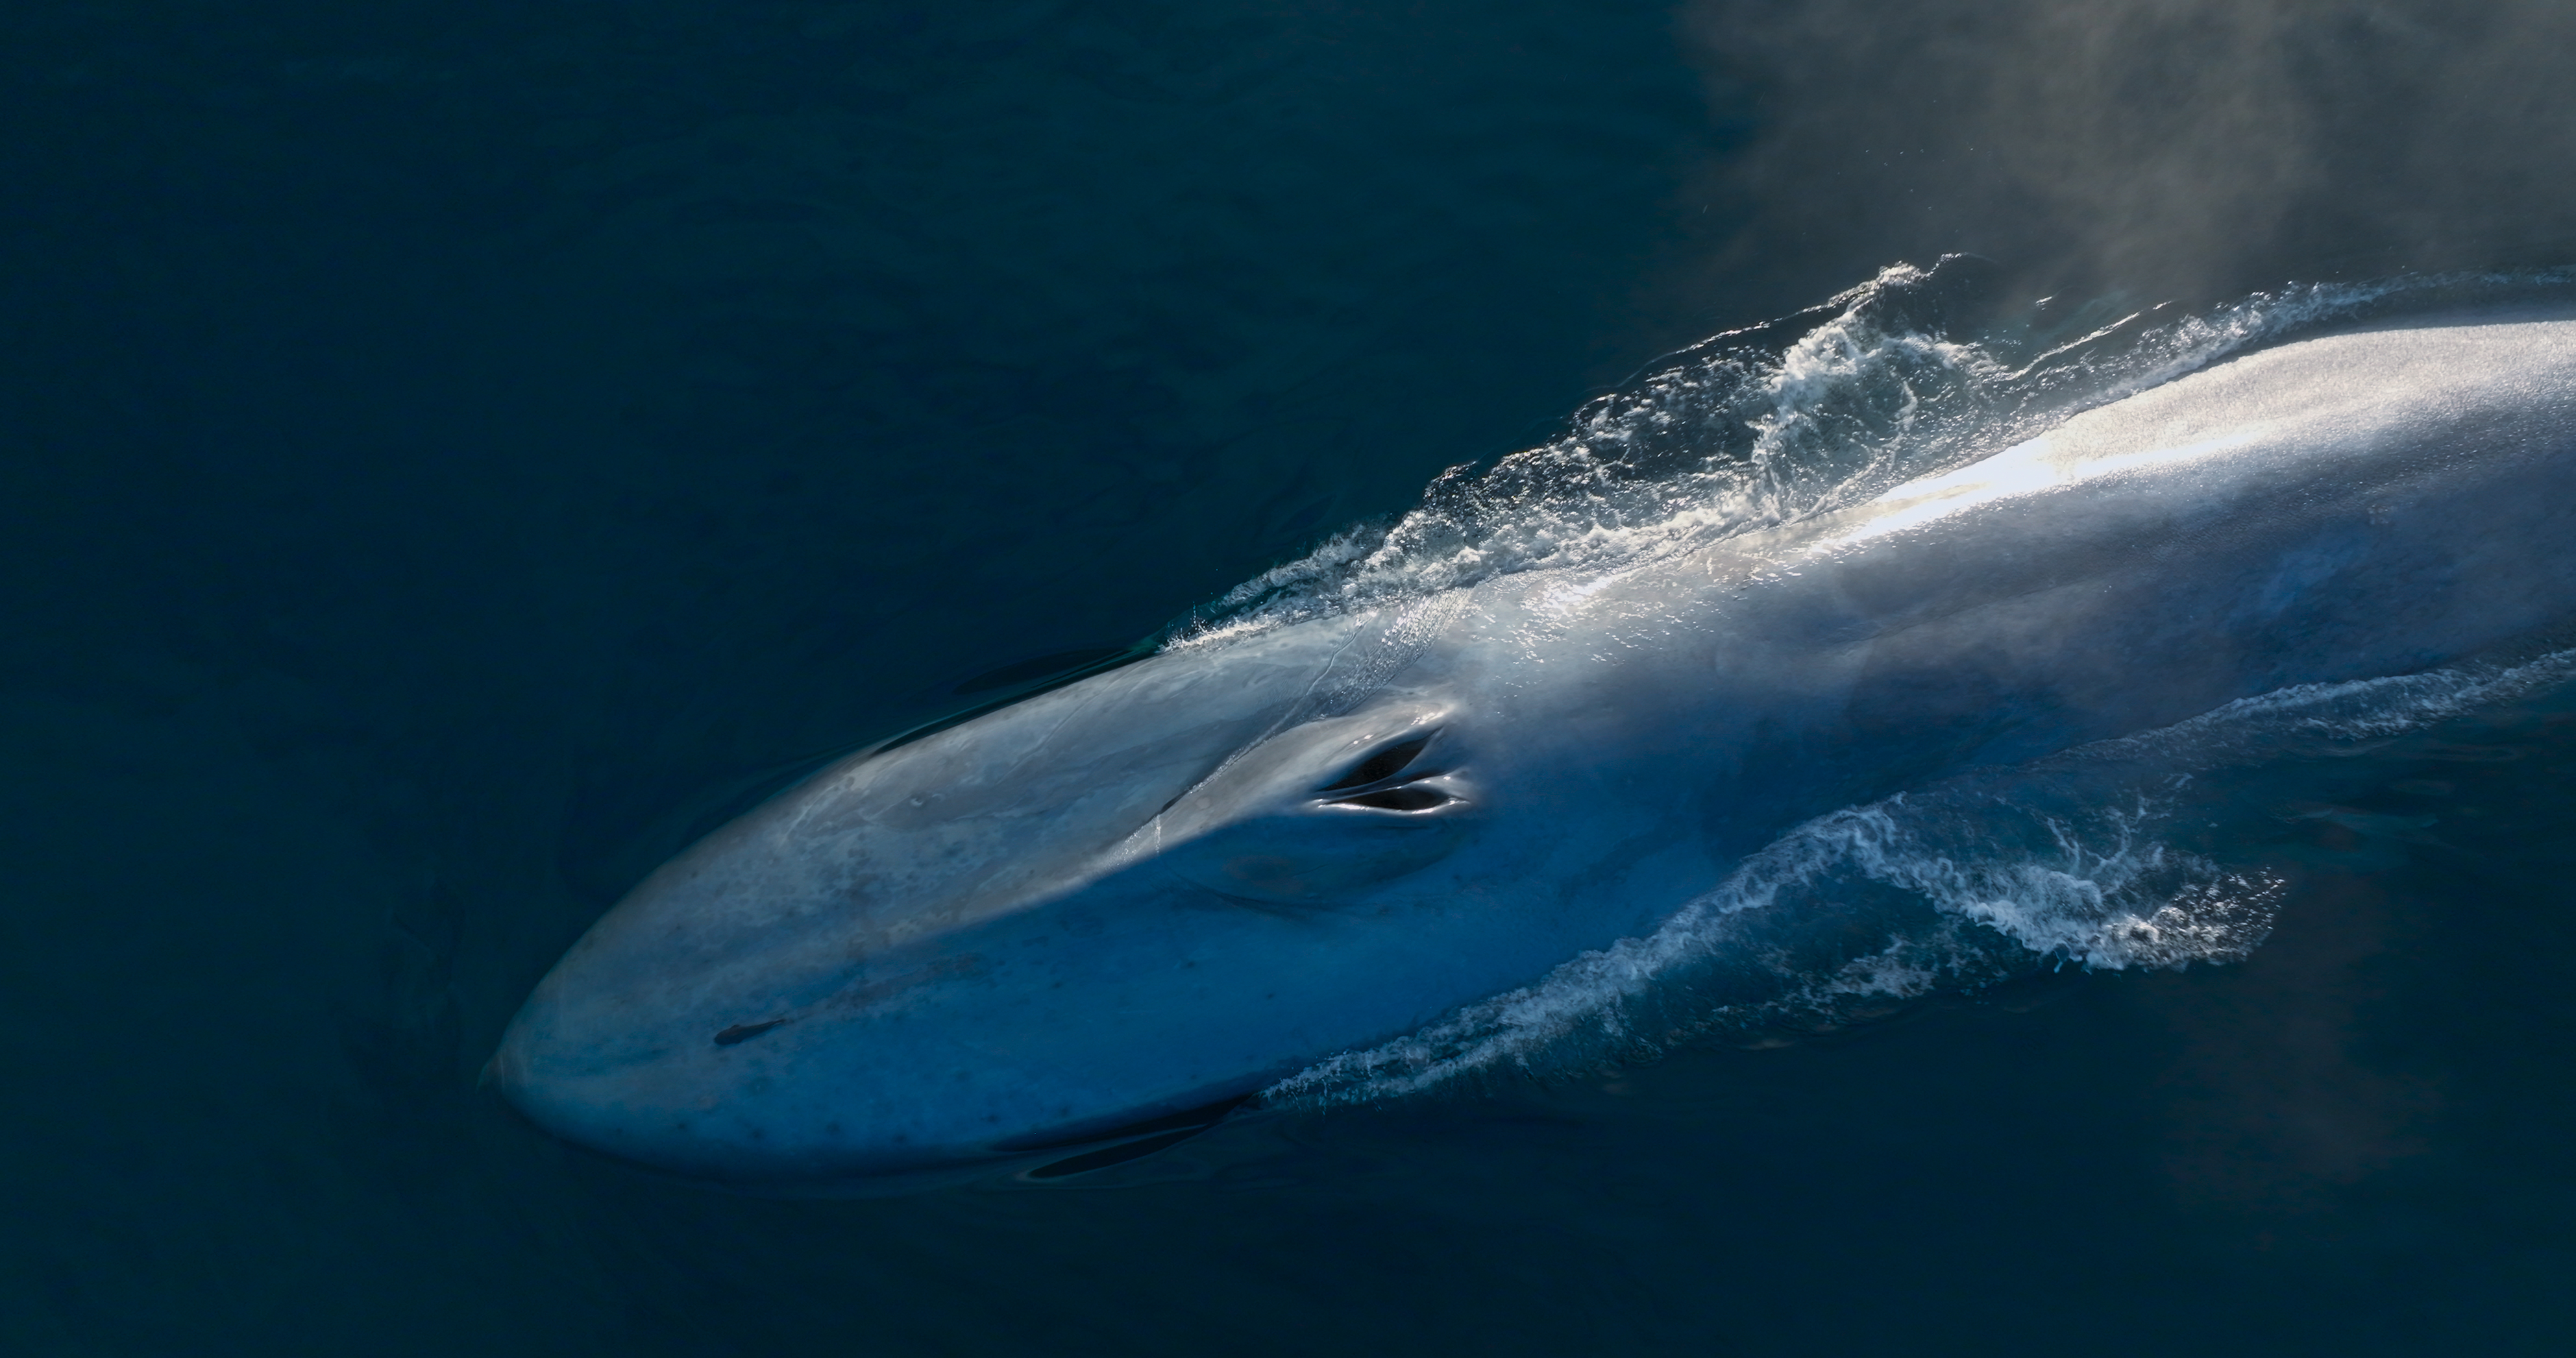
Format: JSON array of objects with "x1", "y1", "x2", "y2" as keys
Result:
[{"x1": 489, "y1": 657, "x2": 1494, "y2": 1189}]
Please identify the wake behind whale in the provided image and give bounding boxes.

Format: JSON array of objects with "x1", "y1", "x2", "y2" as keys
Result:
[
  {"x1": 1277, "y1": 644, "x2": 2576, "y2": 1106},
  {"x1": 492, "y1": 265, "x2": 2576, "y2": 1190}
]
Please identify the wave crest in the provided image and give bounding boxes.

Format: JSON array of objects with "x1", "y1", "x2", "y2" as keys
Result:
[
  {"x1": 1268, "y1": 649, "x2": 2576, "y2": 1107},
  {"x1": 1173, "y1": 261, "x2": 2576, "y2": 653}
]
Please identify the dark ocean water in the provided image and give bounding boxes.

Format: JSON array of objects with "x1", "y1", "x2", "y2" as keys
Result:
[{"x1": 7, "y1": 3, "x2": 2576, "y2": 1353}]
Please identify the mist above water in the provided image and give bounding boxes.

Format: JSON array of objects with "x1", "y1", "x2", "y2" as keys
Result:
[{"x1": 1669, "y1": 0, "x2": 2576, "y2": 314}]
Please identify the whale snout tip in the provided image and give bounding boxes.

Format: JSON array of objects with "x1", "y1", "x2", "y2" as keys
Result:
[
  {"x1": 478, "y1": 1044, "x2": 576, "y2": 1144},
  {"x1": 481, "y1": 1012, "x2": 589, "y2": 1142},
  {"x1": 483, "y1": 998, "x2": 700, "y2": 1167}
]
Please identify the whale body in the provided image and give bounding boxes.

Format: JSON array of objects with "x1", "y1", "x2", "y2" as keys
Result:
[{"x1": 494, "y1": 312, "x2": 2576, "y2": 1190}]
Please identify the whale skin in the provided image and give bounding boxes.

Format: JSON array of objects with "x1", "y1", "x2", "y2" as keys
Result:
[{"x1": 493, "y1": 312, "x2": 2576, "y2": 1191}]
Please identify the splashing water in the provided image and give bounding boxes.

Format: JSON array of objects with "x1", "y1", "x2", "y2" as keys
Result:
[
  {"x1": 1175, "y1": 260, "x2": 2576, "y2": 651},
  {"x1": 1245, "y1": 262, "x2": 2576, "y2": 1106},
  {"x1": 1271, "y1": 648, "x2": 2576, "y2": 1106}
]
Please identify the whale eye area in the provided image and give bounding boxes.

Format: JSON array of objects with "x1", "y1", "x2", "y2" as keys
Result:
[
  {"x1": 1319, "y1": 736, "x2": 1442, "y2": 794},
  {"x1": 712, "y1": 1018, "x2": 789, "y2": 1047},
  {"x1": 1162, "y1": 727, "x2": 1466, "y2": 899},
  {"x1": 1316, "y1": 733, "x2": 1453, "y2": 812},
  {"x1": 1320, "y1": 734, "x2": 1434, "y2": 792},
  {"x1": 1332, "y1": 784, "x2": 1451, "y2": 812}
]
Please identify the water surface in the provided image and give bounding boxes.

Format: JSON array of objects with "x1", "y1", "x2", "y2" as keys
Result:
[{"x1": 6, "y1": 2, "x2": 2575, "y2": 1353}]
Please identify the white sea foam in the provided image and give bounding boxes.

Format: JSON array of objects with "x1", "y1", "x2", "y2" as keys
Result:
[
  {"x1": 1266, "y1": 789, "x2": 2281, "y2": 1106},
  {"x1": 1239, "y1": 266, "x2": 2576, "y2": 1107},
  {"x1": 1173, "y1": 264, "x2": 2575, "y2": 654},
  {"x1": 1265, "y1": 653, "x2": 2576, "y2": 1108}
]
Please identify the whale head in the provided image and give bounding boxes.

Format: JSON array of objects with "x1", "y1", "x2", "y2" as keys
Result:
[{"x1": 487, "y1": 617, "x2": 1558, "y2": 1190}]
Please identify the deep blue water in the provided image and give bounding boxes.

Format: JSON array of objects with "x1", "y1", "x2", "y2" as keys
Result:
[{"x1": 8, "y1": 2, "x2": 2576, "y2": 1353}]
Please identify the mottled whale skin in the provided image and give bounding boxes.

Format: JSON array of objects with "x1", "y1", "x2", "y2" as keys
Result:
[{"x1": 494, "y1": 313, "x2": 2576, "y2": 1190}]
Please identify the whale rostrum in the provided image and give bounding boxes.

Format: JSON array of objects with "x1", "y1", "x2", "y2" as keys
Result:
[{"x1": 492, "y1": 312, "x2": 2576, "y2": 1191}]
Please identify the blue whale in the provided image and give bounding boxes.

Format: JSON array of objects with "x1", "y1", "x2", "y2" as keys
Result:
[{"x1": 493, "y1": 311, "x2": 2576, "y2": 1190}]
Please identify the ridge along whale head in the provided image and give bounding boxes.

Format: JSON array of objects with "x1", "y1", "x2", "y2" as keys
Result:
[{"x1": 489, "y1": 619, "x2": 1499, "y2": 1191}]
